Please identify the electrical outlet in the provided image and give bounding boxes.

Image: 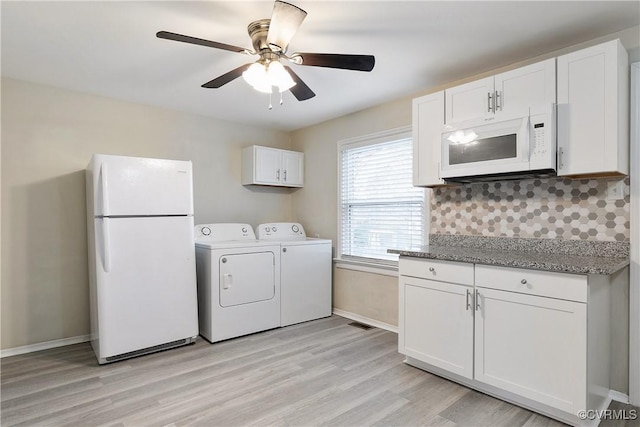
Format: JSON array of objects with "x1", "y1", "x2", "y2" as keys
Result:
[
  {"x1": 607, "y1": 180, "x2": 625, "y2": 201},
  {"x1": 314, "y1": 233, "x2": 320, "y2": 238}
]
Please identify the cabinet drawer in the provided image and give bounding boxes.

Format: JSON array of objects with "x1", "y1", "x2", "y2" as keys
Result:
[
  {"x1": 399, "y1": 258, "x2": 473, "y2": 285},
  {"x1": 475, "y1": 264, "x2": 587, "y2": 303}
]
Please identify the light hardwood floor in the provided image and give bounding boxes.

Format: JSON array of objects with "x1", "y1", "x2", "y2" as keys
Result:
[{"x1": 1, "y1": 315, "x2": 638, "y2": 426}]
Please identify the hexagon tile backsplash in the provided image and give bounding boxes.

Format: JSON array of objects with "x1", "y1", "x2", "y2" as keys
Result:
[{"x1": 430, "y1": 177, "x2": 630, "y2": 242}]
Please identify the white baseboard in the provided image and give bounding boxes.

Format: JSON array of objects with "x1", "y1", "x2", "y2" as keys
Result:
[
  {"x1": 333, "y1": 308, "x2": 398, "y2": 333},
  {"x1": 0, "y1": 335, "x2": 91, "y2": 358},
  {"x1": 609, "y1": 390, "x2": 630, "y2": 404}
]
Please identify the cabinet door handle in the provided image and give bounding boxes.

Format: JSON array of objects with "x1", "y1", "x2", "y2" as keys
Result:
[
  {"x1": 276, "y1": 169, "x2": 280, "y2": 181},
  {"x1": 495, "y1": 91, "x2": 502, "y2": 111},
  {"x1": 487, "y1": 92, "x2": 494, "y2": 113},
  {"x1": 466, "y1": 289, "x2": 472, "y2": 311},
  {"x1": 558, "y1": 148, "x2": 564, "y2": 170},
  {"x1": 283, "y1": 170, "x2": 287, "y2": 182},
  {"x1": 475, "y1": 290, "x2": 481, "y2": 311}
]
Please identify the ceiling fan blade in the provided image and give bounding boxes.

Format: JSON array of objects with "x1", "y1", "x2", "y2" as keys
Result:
[
  {"x1": 293, "y1": 53, "x2": 375, "y2": 72},
  {"x1": 284, "y1": 66, "x2": 315, "y2": 101},
  {"x1": 266, "y1": 1, "x2": 307, "y2": 53},
  {"x1": 157, "y1": 31, "x2": 248, "y2": 54},
  {"x1": 202, "y1": 64, "x2": 252, "y2": 88}
]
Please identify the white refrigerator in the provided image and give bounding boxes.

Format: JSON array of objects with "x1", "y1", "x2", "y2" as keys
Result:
[{"x1": 86, "y1": 154, "x2": 198, "y2": 364}]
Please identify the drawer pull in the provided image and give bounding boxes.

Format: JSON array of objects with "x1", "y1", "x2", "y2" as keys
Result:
[
  {"x1": 428, "y1": 267, "x2": 435, "y2": 273},
  {"x1": 521, "y1": 279, "x2": 527, "y2": 285}
]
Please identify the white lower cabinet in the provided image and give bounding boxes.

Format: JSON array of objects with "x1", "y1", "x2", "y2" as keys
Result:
[
  {"x1": 401, "y1": 276, "x2": 473, "y2": 379},
  {"x1": 399, "y1": 258, "x2": 615, "y2": 426},
  {"x1": 474, "y1": 287, "x2": 586, "y2": 413}
]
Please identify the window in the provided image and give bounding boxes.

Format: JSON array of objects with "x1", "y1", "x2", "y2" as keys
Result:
[{"x1": 338, "y1": 127, "x2": 426, "y2": 266}]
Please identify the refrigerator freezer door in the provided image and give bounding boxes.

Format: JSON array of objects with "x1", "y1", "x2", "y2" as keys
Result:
[
  {"x1": 92, "y1": 154, "x2": 193, "y2": 216},
  {"x1": 94, "y1": 216, "x2": 198, "y2": 359}
]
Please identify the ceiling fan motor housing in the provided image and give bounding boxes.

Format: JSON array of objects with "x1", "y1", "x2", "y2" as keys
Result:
[{"x1": 248, "y1": 19, "x2": 272, "y2": 53}]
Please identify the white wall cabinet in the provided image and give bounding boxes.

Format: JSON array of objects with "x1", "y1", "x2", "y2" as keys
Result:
[
  {"x1": 412, "y1": 91, "x2": 445, "y2": 186},
  {"x1": 445, "y1": 59, "x2": 556, "y2": 126},
  {"x1": 399, "y1": 258, "x2": 619, "y2": 426},
  {"x1": 557, "y1": 39, "x2": 629, "y2": 176},
  {"x1": 242, "y1": 145, "x2": 304, "y2": 187},
  {"x1": 445, "y1": 77, "x2": 494, "y2": 125}
]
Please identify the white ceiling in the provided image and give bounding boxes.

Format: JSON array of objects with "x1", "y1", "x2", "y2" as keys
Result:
[{"x1": 2, "y1": 1, "x2": 639, "y2": 131}]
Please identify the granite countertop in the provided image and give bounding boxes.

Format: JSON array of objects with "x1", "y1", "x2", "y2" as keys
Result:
[{"x1": 388, "y1": 235, "x2": 630, "y2": 275}]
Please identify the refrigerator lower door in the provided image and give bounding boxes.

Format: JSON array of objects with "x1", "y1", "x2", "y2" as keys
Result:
[{"x1": 93, "y1": 215, "x2": 198, "y2": 361}]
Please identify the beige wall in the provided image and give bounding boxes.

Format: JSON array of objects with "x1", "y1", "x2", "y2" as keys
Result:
[
  {"x1": 290, "y1": 98, "x2": 413, "y2": 327},
  {"x1": 0, "y1": 77, "x2": 292, "y2": 350}
]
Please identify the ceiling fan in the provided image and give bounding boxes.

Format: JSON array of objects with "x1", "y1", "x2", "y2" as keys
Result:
[{"x1": 156, "y1": 0, "x2": 375, "y2": 106}]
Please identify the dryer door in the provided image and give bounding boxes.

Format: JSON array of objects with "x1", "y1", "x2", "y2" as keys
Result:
[{"x1": 219, "y1": 251, "x2": 276, "y2": 307}]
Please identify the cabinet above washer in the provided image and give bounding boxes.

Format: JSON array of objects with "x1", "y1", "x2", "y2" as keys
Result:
[{"x1": 242, "y1": 145, "x2": 304, "y2": 187}]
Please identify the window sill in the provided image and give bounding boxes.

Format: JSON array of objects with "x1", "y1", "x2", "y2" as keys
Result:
[{"x1": 333, "y1": 258, "x2": 399, "y2": 277}]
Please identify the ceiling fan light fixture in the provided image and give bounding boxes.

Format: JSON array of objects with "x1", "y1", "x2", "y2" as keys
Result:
[
  {"x1": 267, "y1": 61, "x2": 296, "y2": 91},
  {"x1": 242, "y1": 62, "x2": 268, "y2": 88},
  {"x1": 242, "y1": 60, "x2": 296, "y2": 94}
]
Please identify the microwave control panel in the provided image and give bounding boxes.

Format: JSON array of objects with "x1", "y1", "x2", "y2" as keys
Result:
[
  {"x1": 531, "y1": 122, "x2": 547, "y2": 157},
  {"x1": 529, "y1": 109, "x2": 556, "y2": 170}
]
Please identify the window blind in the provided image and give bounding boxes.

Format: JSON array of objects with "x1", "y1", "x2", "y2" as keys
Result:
[{"x1": 339, "y1": 136, "x2": 425, "y2": 264}]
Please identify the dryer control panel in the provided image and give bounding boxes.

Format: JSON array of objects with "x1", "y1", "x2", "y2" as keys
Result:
[
  {"x1": 194, "y1": 223, "x2": 255, "y2": 242},
  {"x1": 257, "y1": 222, "x2": 306, "y2": 240}
]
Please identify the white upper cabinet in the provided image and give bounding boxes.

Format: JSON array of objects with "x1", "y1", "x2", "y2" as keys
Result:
[
  {"x1": 445, "y1": 59, "x2": 556, "y2": 126},
  {"x1": 494, "y1": 59, "x2": 556, "y2": 117},
  {"x1": 412, "y1": 91, "x2": 445, "y2": 187},
  {"x1": 242, "y1": 145, "x2": 304, "y2": 187},
  {"x1": 281, "y1": 150, "x2": 304, "y2": 186},
  {"x1": 253, "y1": 146, "x2": 282, "y2": 185},
  {"x1": 557, "y1": 39, "x2": 629, "y2": 177},
  {"x1": 445, "y1": 77, "x2": 494, "y2": 124}
]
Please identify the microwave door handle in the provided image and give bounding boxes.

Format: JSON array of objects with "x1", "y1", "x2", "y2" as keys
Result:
[{"x1": 523, "y1": 115, "x2": 531, "y2": 162}]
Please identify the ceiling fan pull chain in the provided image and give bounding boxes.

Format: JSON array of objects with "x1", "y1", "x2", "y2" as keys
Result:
[
  {"x1": 268, "y1": 91, "x2": 273, "y2": 110},
  {"x1": 280, "y1": 91, "x2": 284, "y2": 106}
]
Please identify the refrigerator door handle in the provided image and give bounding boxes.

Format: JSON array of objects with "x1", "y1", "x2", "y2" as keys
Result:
[
  {"x1": 100, "y1": 162, "x2": 110, "y2": 216},
  {"x1": 103, "y1": 218, "x2": 111, "y2": 272}
]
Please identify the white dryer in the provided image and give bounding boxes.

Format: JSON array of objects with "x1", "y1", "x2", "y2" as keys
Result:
[
  {"x1": 195, "y1": 223, "x2": 281, "y2": 343},
  {"x1": 257, "y1": 223, "x2": 332, "y2": 327}
]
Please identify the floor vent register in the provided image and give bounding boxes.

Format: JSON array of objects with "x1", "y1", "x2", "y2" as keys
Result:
[{"x1": 348, "y1": 321, "x2": 374, "y2": 330}]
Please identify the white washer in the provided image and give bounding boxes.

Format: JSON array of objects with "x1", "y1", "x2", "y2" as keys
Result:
[
  {"x1": 257, "y1": 222, "x2": 332, "y2": 327},
  {"x1": 195, "y1": 223, "x2": 281, "y2": 343}
]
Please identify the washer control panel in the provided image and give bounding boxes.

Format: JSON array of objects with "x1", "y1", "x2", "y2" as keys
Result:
[
  {"x1": 194, "y1": 223, "x2": 255, "y2": 242},
  {"x1": 257, "y1": 222, "x2": 306, "y2": 240}
]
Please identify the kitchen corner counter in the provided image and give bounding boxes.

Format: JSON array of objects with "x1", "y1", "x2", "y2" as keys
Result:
[{"x1": 388, "y1": 235, "x2": 629, "y2": 275}]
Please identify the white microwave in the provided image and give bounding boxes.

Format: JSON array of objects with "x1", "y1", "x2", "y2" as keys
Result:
[{"x1": 440, "y1": 109, "x2": 556, "y2": 182}]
